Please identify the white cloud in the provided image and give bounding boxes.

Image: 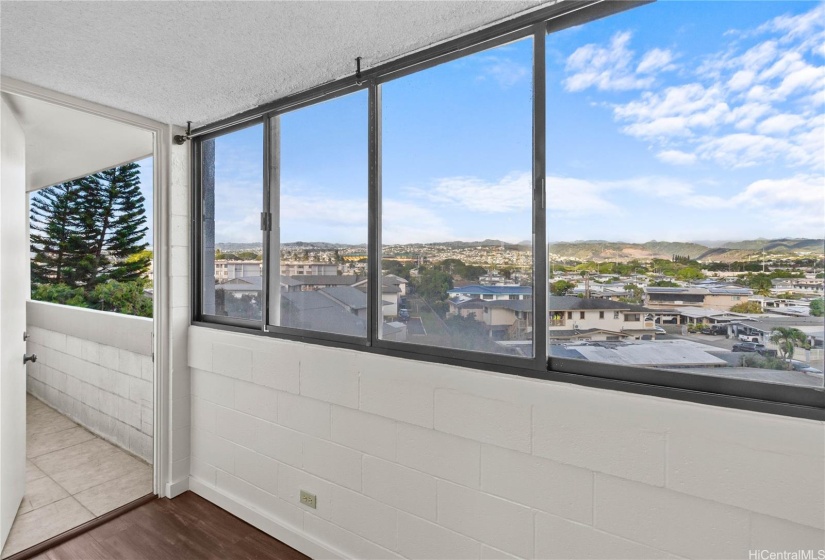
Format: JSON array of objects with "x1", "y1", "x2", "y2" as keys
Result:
[
  {"x1": 727, "y1": 69, "x2": 756, "y2": 91},
  {"x1": 697, "y1": 133, "x2": 805, "y2": 168},
  {"x1": 546, "y1": 176, "x2": 621, "y2": 217},
  {"x1": 600, "y1": 3, "x2": 824, "y2": 171},
  {"x1": 564, "y1": 31, "x2": 654, "y2": 92},
  {"x1": 614, "y1": 83, "x2": 730, "y2": 139},
  {"x1": 477, "y1": 56, "x2": 529, "y2": 89},
  {"x1": 382, "y1": 200, "x2": 453, "y2": 245},
  {"x1": 656, "y1": 150, "x2": 697, "y2": 166},
  {"x1": 407, "y1": 172, "x2": 532, "y2": 214},
  {"x1": 637, "y1": 48, "x2": 676, "y2": 74},
  {"x1": 756, "y1": 113, "x2": 806, "y2": 135}
]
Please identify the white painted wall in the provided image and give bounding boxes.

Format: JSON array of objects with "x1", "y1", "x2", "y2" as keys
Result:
[
  {"x1": 165, "y1": 129, "x2": 192, "y2": 497},
  {"x1": 26, "y1": 301, "x2": 153, "y2": 462},
  {"x1": 186, "y1": 326, "x2": 825, "y2": 559}
]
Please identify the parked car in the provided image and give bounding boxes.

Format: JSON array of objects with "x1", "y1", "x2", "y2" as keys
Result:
[
  {"x1": 787, "y1": 360, "x2": 824, "y2": 375},
  {"x1": 398, "y1": 308, "x2": 410, "y2": 322},
  {"x1": 732, "y1": 341, "x2": 766, "y2": 353},
  {"x1": 654, "y1": 326, "x2": 666, "y2": 335}
]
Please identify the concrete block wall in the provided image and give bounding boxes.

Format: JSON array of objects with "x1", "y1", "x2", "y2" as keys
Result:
[
  {"x1": 167, "y1": 128, "x2": 193, "y2": 494},
  {"x1": 187, "y1": 325, "x2": 825, "y2": 559},
  {"x1": 26, "y1": 300, "x2": 153, "y2": 463}
]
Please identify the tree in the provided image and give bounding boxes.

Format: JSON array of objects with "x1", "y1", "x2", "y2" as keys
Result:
[
  {"x1": 30, "y1": 163, "x2": 152, "y2": 317},
  {"x1": 82, "y1": 164, "x2": 150, "y2": 286},
  {"x1": 87, "y1": 279, "x2": 153, "y2": 318},
  {"x1": 730, "y1": 301, "x2": 763, "y2": 314},
  {"x1": 30, "y1": 182, "x2": 89, "y2": 286},
  {"x1": 650, "y1": 280, "x2": 679, "y2": 287},
  {"x1": 769, "y1": 327, "x2": 808, "y2": 369},
  {"x1": 675, "y1": 267, "x2": 703, "y2": 281},
  {"x1": 414, "y1": 268, "x2": 453, "y2": 302},
  {"x1": 622, "y1": 283, "x2": 644, "y2": 305},
  {"x1": 745, "y1": 273, "x2": 773, "y2": 296},
  {"x1": 550, "y1": 280, "x2": 574, "y2": 296},
  {"x1": 31, "y1": 283, "x2": 88, "y2": 307},
  {"x1": 810, "y1": 298, "x2": 824, "y2": 317},
  {"x1": 444, "y1": 313, "x2": 496, "y2": 352}
]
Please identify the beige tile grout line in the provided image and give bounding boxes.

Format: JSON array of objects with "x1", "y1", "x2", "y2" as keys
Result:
[{"x1": 24, "y1": 404, "x2": 148, "y2": 521}]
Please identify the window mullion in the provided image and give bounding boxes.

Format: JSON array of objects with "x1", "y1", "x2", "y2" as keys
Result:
[
  {"x1": 368, "y1": 81, "x2": 382, "y2": 347},
  {"x1": 533, "y1": 22, "x2": 547, "y2": 370}
]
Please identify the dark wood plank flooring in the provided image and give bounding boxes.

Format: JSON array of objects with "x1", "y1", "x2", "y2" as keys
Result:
[{"x1": 29, "y1": 492, "x2": 310, "y2": 560}]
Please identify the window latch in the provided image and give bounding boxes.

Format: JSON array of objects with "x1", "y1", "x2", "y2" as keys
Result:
[{"x1": 260, "y1": 212, "x2": 272, "y2": 232}]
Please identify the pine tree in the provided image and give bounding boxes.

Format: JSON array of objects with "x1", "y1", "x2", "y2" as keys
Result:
[
  {"x1": 30, "y1": 162, "x2": 150, "y2": 290},
  {"x1": 30, "y1": 182, "x2": 89, "y2": 286},
  {"x1": 81, "y1": 162, "x2": 150, "y2": 286}
]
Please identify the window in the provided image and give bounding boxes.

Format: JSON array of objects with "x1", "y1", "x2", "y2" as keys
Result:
[
  {"x1": 381, "y1": 36, "x2": 534, "y2": 356},
  {"x1": 200, "y1": 123, "x2": 264, "y2": 322},
  {"x1": 546, "y1": 1, "x2": 824, "y2": 399},
  {"x1": 193, "y1": 1, "x2": 824, "y2": 419},
  {"x1": 269, "y1": 91, "x2": 368, "y2": 338}
]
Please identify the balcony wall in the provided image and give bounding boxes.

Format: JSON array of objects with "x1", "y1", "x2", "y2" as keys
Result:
[
  {"x1": 25, "y1": 300, "x2": 153, "y2": 463},
  {"x1": 186, "y1": 325, "x2": 825, "y2": 560}
]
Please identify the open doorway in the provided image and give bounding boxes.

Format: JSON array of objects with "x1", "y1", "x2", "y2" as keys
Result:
[{"x1": 1, "y1": 91, "x2": 158, "y2": 558}]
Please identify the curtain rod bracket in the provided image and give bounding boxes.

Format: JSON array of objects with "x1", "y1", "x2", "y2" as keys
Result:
[
  {"x1": 174, "y1": 121, "x2": 192, "y2": 145},
  {"x1": 355, "y1": 57, "x2": 365, "y2": 86}
]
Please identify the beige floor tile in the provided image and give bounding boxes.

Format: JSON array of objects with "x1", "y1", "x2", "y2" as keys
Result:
[
  {"x1": 0, "y1": 497, "x2": 94, "y2": 559},
  {"x1": 42, "y1": 445, "x2": 147, "y2": 495},
  {"x1": 74, "y1": 465, "x2": 153, "y2": 516},
  {"x1": 26, "y1": 409, "x2": 78, "y2": 436},
  {"x1": 27, "y1": 426, "x2": 96, "y2": 459},
  {"x1": 31, "y1": 438, "x2": 119, "y2": 478},
  {"x1": 16, "y1": 476, "x2": 70, "y2": 515},
  {"x1": 25, "y1": 460, "x2": 46, "y2": 483}
]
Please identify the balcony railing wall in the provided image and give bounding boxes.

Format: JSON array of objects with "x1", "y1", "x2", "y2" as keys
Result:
[{"x1": 25, "y1": 300, "x2": 153, "y2": 463}]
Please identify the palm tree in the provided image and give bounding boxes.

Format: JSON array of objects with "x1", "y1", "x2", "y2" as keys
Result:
[{"x1": 769, "y1": 327, "x2": 809, "y2": 369}]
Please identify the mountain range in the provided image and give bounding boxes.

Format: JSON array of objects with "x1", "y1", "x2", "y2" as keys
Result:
[{"x1": 548, "y1": 238, "x2": 825, "y2": 263}]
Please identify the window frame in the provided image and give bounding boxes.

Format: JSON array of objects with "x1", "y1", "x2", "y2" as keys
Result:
[{"x1": 190, "y1": 0, "x2": 825, "y2": 421}]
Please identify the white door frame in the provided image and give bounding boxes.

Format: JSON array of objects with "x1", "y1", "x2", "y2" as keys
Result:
[{"x1": 0, "y1": 77, "x2": 174, "y2": 498}]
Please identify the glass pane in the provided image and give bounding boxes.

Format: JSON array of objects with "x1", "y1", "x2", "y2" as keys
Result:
[
  {"x1": 201, "y1": 123, "x2": 264, "y2": 321},
  {"x1": 547, "y1": 2, "x2": 824, "y2": 390},
  {"x1": 271, "y1": 91, "x2": 368, "y2": 337},
  {"x1": 381, "y1": 37, "x2": 534, "y2": 357}
]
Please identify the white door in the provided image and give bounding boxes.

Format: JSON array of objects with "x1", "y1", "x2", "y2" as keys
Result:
[{"x1": 1, "y1": 97, "x2": 28, "y2": 551}]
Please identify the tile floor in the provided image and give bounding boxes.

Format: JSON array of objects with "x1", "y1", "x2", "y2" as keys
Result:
[{"x1": 1, "y1": 395, "x2": 153, "y2": 559}]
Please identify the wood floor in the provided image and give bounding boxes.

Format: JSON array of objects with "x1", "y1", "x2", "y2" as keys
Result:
[{"x1": 26, "y1": 492, "x2": 310, "y2": 560}]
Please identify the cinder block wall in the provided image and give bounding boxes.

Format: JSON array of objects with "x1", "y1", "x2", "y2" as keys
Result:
[
  {"x1": 26, "y1": 301, "x2": 153, "y2": 463},
  {"x1": 187, "y1": 326, "x2": 825, "y2": 559}
]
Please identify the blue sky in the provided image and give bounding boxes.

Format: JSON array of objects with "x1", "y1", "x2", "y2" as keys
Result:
[{"x1": 204, "y1": 1, "x2": 824, "y2": 246}]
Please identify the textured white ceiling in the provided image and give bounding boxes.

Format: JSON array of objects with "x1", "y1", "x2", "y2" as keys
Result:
[{"x1": 1, "y1": 1, "x2": 549, "y2": 127}]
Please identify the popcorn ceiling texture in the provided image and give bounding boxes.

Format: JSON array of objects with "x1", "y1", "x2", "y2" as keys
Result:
[{"x1": 0, "y1": 1, "x2": 547, "y2": 127}]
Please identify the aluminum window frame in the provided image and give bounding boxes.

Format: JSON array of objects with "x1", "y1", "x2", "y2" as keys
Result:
[{"x1": 191, "y1": 0, "x2": 825, "y2": 421}]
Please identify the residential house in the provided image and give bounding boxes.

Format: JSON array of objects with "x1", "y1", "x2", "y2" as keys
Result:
[{"x1": 548, "y1": 296, "x2": 656, "y2": 341}]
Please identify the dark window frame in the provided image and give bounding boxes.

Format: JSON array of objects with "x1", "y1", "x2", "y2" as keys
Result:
[{"x1": 191, "y1": 0, "x2": 825, "y2": 421}]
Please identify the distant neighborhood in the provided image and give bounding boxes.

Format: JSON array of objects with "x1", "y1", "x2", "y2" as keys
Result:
[{"x1": 206, "y1": 238, "x2": 824, "y2": 388}]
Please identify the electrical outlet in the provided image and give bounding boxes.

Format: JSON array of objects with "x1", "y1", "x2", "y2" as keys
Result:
[{"x1": 299, "y1": 490, "x2": 317, "y2": 509}]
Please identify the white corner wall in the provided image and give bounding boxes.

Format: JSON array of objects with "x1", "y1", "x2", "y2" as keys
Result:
[
  {"x1": 26, "y1": 301, "x2": 154, "y2": 462},
  {"x1": 165, "y1": 128, "x2": 193, "y2": 497},
  {"x1": 186, "y1": 326, "x2": 825, "y2": 559}
]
